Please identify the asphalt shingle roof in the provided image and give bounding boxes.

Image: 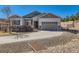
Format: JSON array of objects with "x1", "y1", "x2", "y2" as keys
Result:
[
  {"x1": 23, "y1": 11, "x2": 42, "y2": 18},
  {"x1": 9, "y1": 15, "x2": 21, "y2": 18},
  {"x1": 40, "y1": 13, "x2": 60, "y2": 18}
]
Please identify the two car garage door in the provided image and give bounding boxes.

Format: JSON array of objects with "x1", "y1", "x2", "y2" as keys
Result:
[{"x1": 41, "y1": 22, "x2": 59, "y2": 31}]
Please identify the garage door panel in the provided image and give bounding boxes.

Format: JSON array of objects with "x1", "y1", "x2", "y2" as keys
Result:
[{"x1": 42, "y1": 22, "x2": 58, "y2": 30}]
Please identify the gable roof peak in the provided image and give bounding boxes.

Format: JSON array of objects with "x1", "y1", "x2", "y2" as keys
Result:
[
  {"x1": 23, "y1": 11, "x2": 42, "y2": 18},
  {"x1": 9, "y1": 15, "x2": 21, "y2": 18},
  {"x1": 31, "y1": 11, "x2": 41, "y2": 13}
]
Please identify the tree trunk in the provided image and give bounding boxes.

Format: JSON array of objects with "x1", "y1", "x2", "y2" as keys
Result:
[
  {"x1": 8, "y1": 18, "x2": 11, "y2": 34},
  {"x1": 73, "y1": 20, "x2": 75, "y2": 27}
]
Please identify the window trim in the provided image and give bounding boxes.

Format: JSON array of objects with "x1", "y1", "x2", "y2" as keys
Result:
[{"x1": 12, "y1": 20, "x2": 20, "y2": 26}]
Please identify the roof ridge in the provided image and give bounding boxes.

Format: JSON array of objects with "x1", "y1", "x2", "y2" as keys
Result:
[
  {"x1": 23, "y1": 11, "x2": 42, "y2": 18},
  {"x1": 33, "y1": 13, "x2": 47, "y2": 18},
  {"x1": 40, "y1": 13, "x2": 60, "y2": 18},
  {"x1": 9, "y1": 14, "x2": 21, "y2": 18}
]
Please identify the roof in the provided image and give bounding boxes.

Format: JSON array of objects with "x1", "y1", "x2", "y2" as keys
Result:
[
  {"x1": 33, "y1": 13, "x2": 47, "y2": 18},
  {"x1": 0, "y1": 18, "x2": 6, "y2": 20},
  {"x1": 9, "y1": 11, "x2": 60, "y2": 19},
  {"x1": 40, "y1": 13, "x2": 60, "y2": 18},
  {"x1": 23, "y1": 11, "x2": 42, "y2": 18},
  {"x1": 9, "y1": 15, "x2": 21, "y2": 18},
  {"x1": 0, "y1": 22, "x2": 9, "y2": 25}
]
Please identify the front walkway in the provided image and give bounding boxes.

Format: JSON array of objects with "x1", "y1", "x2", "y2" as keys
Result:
[{"x1": 0, "y1": 31, "x2": 63, "y2": 44}]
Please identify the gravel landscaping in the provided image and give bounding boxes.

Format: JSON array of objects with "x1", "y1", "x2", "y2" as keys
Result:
[{"x1": 38, "y1": 33, "x2": 79, "y2": 53}]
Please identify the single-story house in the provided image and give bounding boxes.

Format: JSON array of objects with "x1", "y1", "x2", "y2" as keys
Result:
[
  {"x1": 0, "y1": 19, "x2": 9, "y2": 31},
  {"x1": 10, "y1": 11, "x2": 61, "y2": 32},
  {"x1": 74, "y1": 20, "x2": 79, "y2": 27},
  {"x1": 61, "y1": 20, "x2": 79, "y2": 30}
]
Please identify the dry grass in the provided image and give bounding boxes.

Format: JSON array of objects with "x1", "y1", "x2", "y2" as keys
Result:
[
  {"x1": 0, "y1": 31, "x2": 10, "y2": 36},
  {"x1": 70, "y1": 26, "x2": 79, "y2": 30},
  {"x1": 0, "y1": 31, "x2": 18, "y2": 36}
]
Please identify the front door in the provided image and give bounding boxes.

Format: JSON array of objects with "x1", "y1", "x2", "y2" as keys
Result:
[{"x1": 34, "y1": 21, "x2": 38, "y2": 29}]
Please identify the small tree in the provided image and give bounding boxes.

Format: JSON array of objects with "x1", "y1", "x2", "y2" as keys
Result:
[
  {"x1": 70, "y1": 15, "x2": 76, "y2": 27},
  {"x1": 1, "y1": 6, "x2": 12, "y2": 33},
  {"x1": 75, "y1": 11, "x2": 79, "y2": 20}
]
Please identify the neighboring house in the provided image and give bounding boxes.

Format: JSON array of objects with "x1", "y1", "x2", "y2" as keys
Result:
[
  {"x1": 9, "y1": 15, "x2": 26, "y2": 32},
  {"x1": 74, "y1": 20, "x2": 79, "y2": 27},
  {"x1": 0, "y1": 19, "x2": 9, "y2": 31},
  {"x1": 9, "y1": 15, "x2": 23, "y2": 26},
  {"x1": 10, "y1": 11, "x2": 61, "y2": 32},
  {"x1": 61, "y1": 20, "x2": 79, "y2": 29}
]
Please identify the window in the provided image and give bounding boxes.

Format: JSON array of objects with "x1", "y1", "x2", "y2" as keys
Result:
[
  {"x1": 42, "y1": 22, "x2": 58, "y2": 25},
  {"x1": 42, "y1": 22, "x2": 45, "y2": 24},
  {"x1": 54, "y1": 22, "x2": 58, "y2": 24},
  {"x1": 12, "y1": 20, "x2": 20, "y2": 25}
]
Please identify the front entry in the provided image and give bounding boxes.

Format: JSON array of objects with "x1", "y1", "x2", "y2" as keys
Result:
[{"x1": 34, "y1": 21, "x2": 38, "y2": 29}]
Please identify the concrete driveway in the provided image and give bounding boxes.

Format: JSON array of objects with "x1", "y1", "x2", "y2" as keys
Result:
[{"x1": 0, "y1": 31, "x2": 63, "y2": 44}]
